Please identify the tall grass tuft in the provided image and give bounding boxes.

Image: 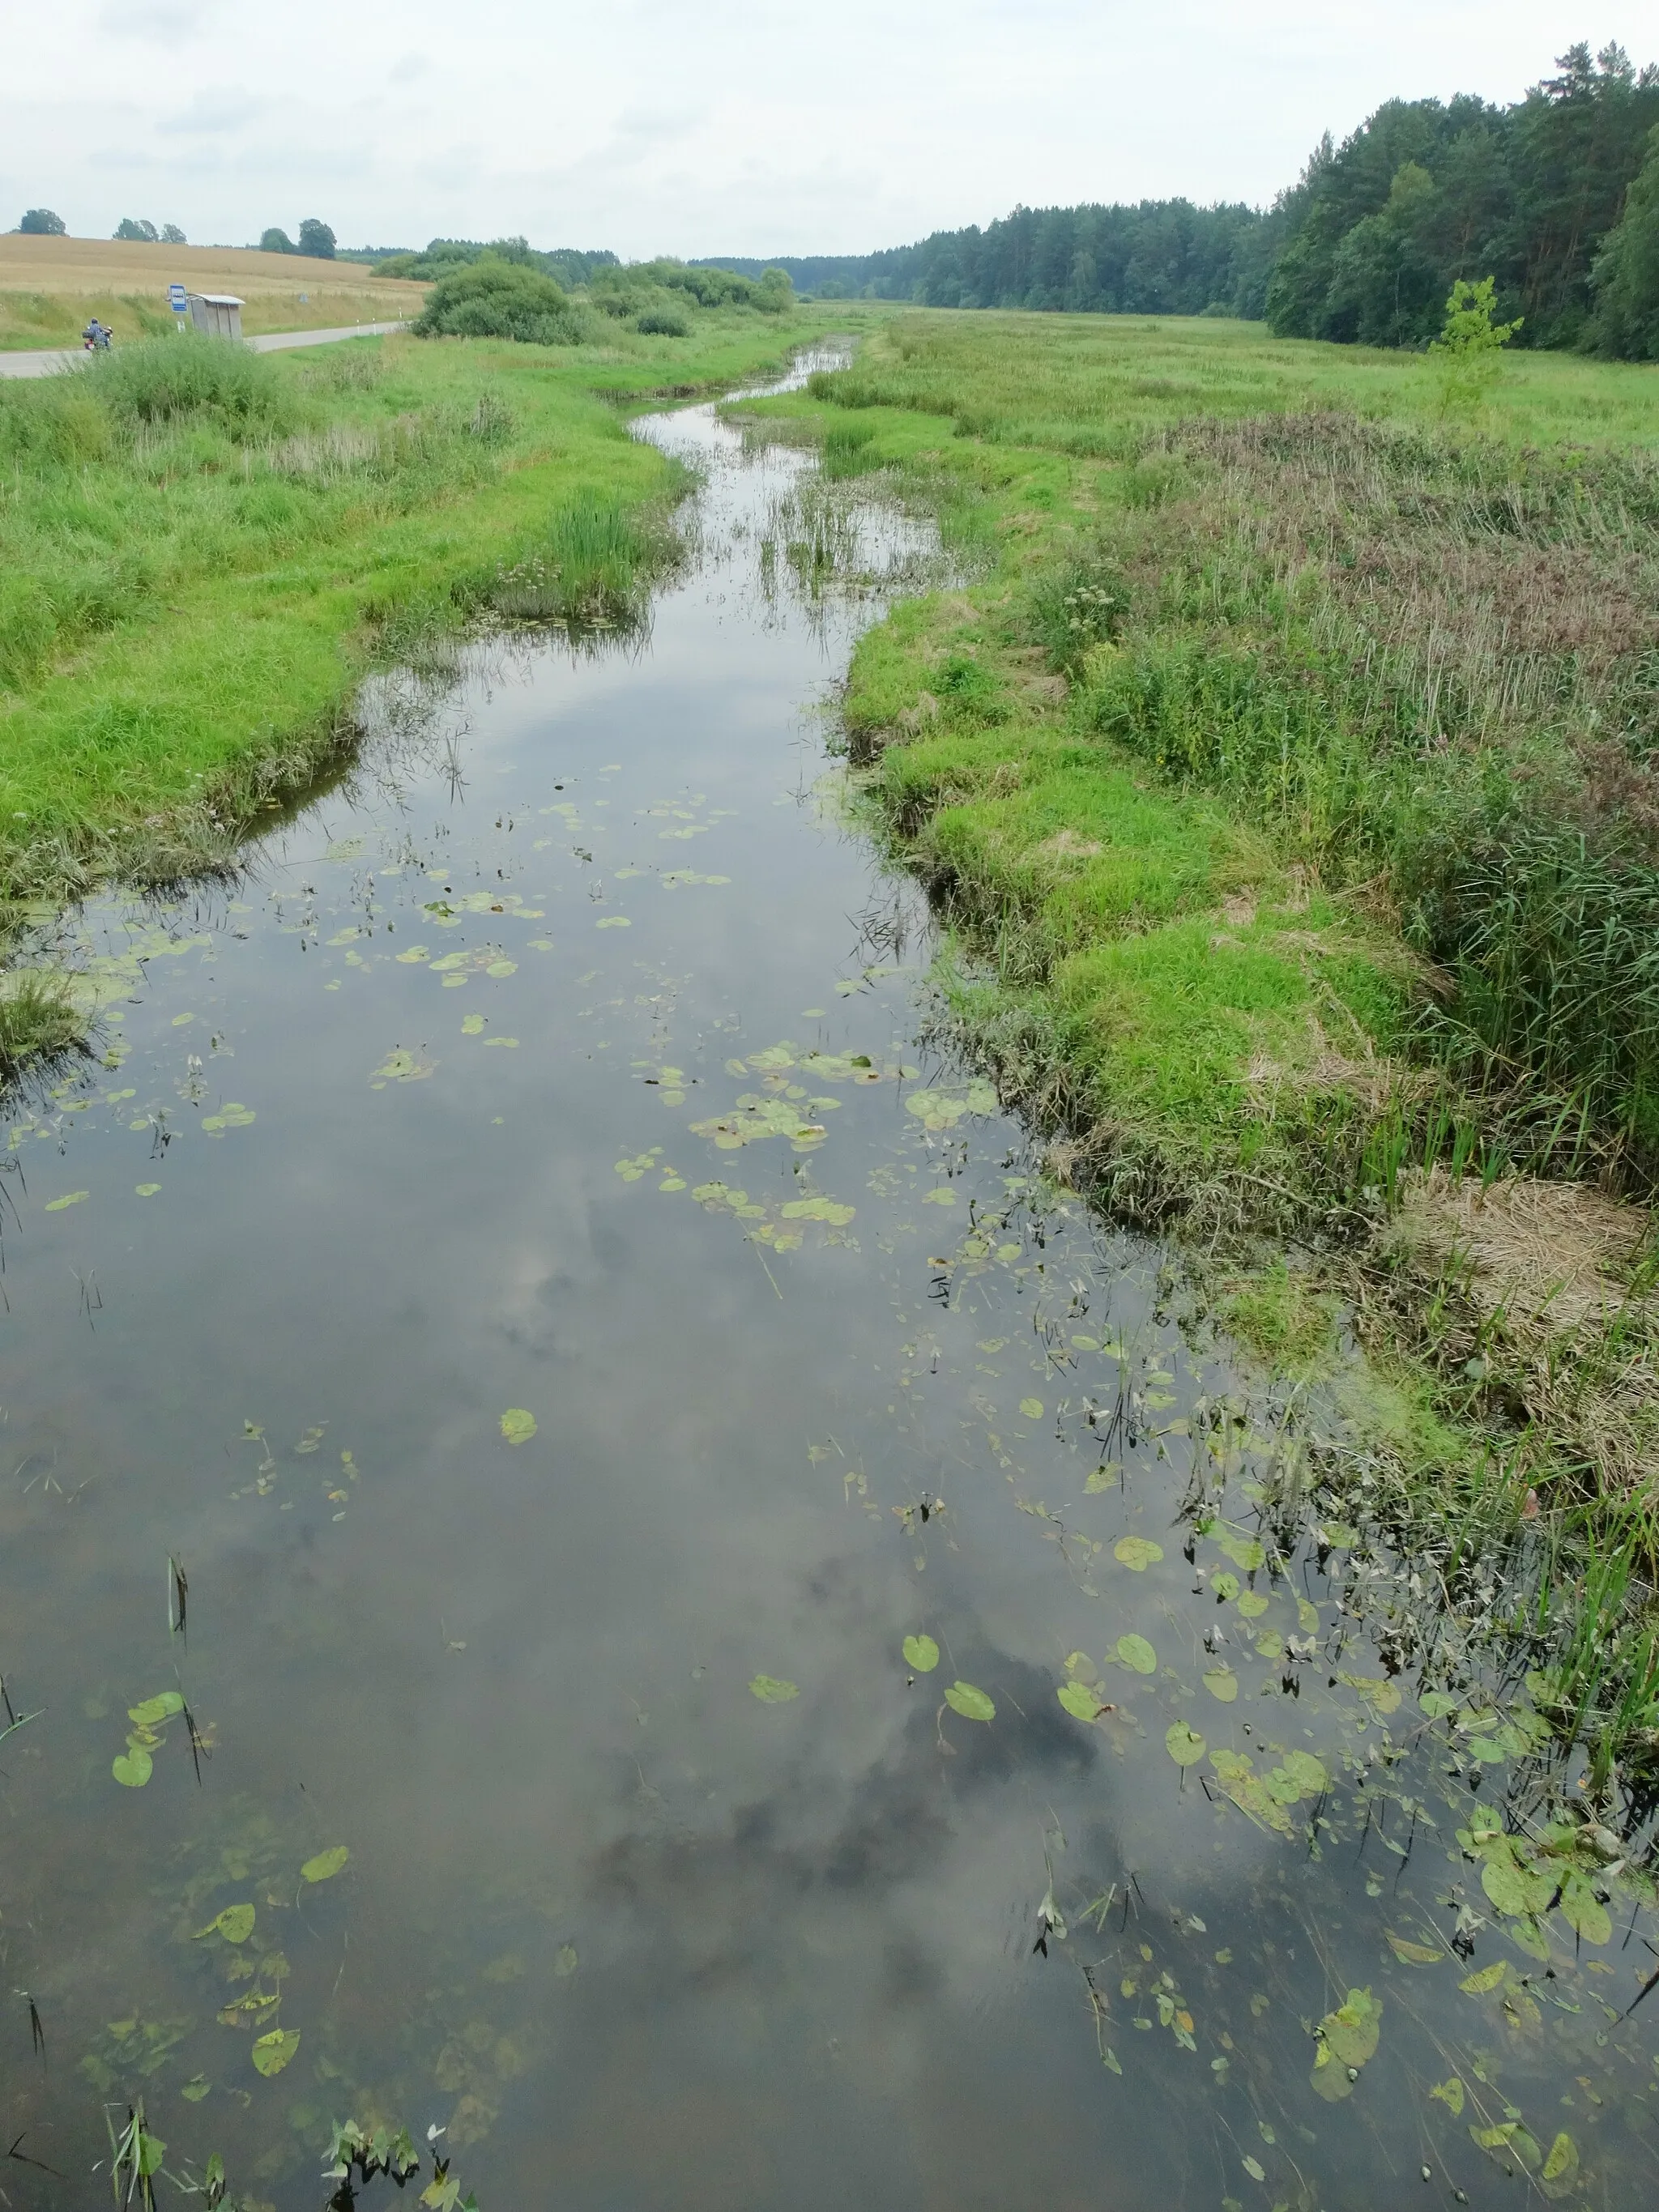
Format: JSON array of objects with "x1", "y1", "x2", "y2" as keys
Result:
[{"x1": 83, "y1": 334, "x2": 295, "y2": 437}]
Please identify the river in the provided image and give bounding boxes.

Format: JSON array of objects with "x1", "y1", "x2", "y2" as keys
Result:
[{"x1": 0, "y1": 354, "x2": 1653, "y2": 2210}]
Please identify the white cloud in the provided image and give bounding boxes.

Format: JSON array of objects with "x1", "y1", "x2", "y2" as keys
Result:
[{"x1": 3, "y1": 2, "x2": 1650, "y2": 255}]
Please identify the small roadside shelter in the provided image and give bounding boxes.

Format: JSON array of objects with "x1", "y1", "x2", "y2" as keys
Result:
[{"x1": 187, "y1": 292, "x2": 245, "y2": 339}]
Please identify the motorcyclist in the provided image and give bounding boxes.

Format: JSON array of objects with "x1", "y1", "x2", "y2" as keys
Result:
[{"x1": 82, "y1": 319, "x2": 113, "y2": 351}]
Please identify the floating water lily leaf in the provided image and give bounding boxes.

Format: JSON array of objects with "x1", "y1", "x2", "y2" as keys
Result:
[
  {"x1": 595, "y1": 915, "x2": 630, "y2": 929},
  {"x1": 485, "y1": 960, "x2": 517, "y2": 978},
  {"x1": 1539, "y1": 2131, "x2": 1580, "y2": 2199},
  {"x1": 1418, "y1": 1690, "x2": 1461, "y2": 1719},
  {"x1": 1202, "y1": 1667, "x2": 1239, "y2": 1703},
  {"x1": 1216, "y1": 1531, "x2": 1265, "y2": 1572},
  {"x1": 500, "y1": 1409, "x2": 537, "y2": 1446},
  {"x1": 112, "y1": 1747, "x2": 153, "y2": 1787},
  {"x1": 1311, "y1": 1987, "x2": 1381, "y2": 2097},
  {"x1": 1459, "y1": 1959, "x2": 1508, "y2": 1996},
  {"x1": 1559, "y1": 1872, "x2": 1611, "y2": 1945},
  {"x1": 1430, "y1": 2076, "x2": 1465, "y2": 2116},
  {"x1": 1166, "y1": 1721, "x2": 1206, "y2": 1767},
  {"x1": 904, "y1": 1084, "x2": 996, "y2": 1132},
  {"x1": 1018, "y1": 1398, "x2": 1044, "y2": 1421},
  {"x1": 1210, "y1": 1748, "x2": 1293, "y2": 1836},
  {"x1": 1384, "y1": 1931, "x2": 1444, "y2": 1966},
  {"x1": 127, "y1": 1693, "x2": 184, "y2": 1726},
  {"x1": 1236, "y1": 1591, "x2": 1269, "y2": 1620},
  {"x1": 1060, "y1": 1681, "x2": 1102, "y2": 1721},
  {"x1": 462, "y1": 1013, "x2": 485, "y2": 1035},
  {"x1": 1465, "y1": 1732, "x2": 1508, "y2": 1763},
  {"x1": 201, "y1": 1104, "x2": 256, "y2": 1132},
  {"x1": 1213, "y1": 1572, "x2": 1240, "y2": 1602},
  {"x1": 1339, "y1": 1672, "x2": 1401, "y2": 1715},
  {"x1": 945, "y1": 1681, "x2": 996, "y2": 1721},
  {"x1": 1481, "y1": 1857, "x2": 1536, "y2": 1918},
  {"x1": 555, "y1": 1944, "x2": 578, "y2": 1977},
  {"x1": 45, "y1": 1191, "x2": 89, "y2": 1211},
  {"x1": 197, "y1": 1903, "x2": 255, "y2": 1944},
  {"x1": 748, "y1": 1676, "x2": 800, "y2": 1703},
  {"x1": 251, "y1": 2027, "x2": 299, "y2": 2078},
  {"x1": 1115, "y1": 1634, "x2": 1157, "y2": 1676},
  {"x1": 1471, "y1": 2122, "x2": 1541, "y2": 2174},
  {"x1": 371, "y1": 1050, "x2": 430, "y2": 1085},
  {"x1": 1114, "y1": 1536, "x2": 1162, "y2": 1571},
  {"x1": 180, "y1": 2076, "x2": 211, "y2": 2103},
  {"x1": 135, "y1": 1183, "x2": 162, "y2": 1196},
  {"x1": 1242, "y1": 2156, "x2": 1265, "y2": 2184},
  {"x1": 902, "y1": 1634, "x2": 940, "y2": 1673},
  {"x1": 301, "y1": 1846, "x2": 350, "y2": 1883}
]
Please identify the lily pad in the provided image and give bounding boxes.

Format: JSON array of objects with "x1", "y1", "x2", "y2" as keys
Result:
[
  {"x1": 127, "y1": 1692, "x2": 184, "y2": 1727},
  {"x1": 1430, "y1": 2077, "x2": 1465, "y2": 2117},
  {"x1": 1539, "y1": 2131, "x2": 1580, "y2": 2200},
  {"x1": 251, "y1": 2027, "x2": 299, "y2": 2078},
  {"x1": 1114, "y1": 1536, "x2": 1163, "y2": 1571},
  {"x1": 902, "y1": 1634, "x2": 940, "y2": 1673},
  {"x1": 1202, "y1": 1667, "x2": 1239, "y2": 1703},
  {"x1": 1018, "y1": 1397, "x2": 1044, "y2": 1421},
  {"x1": 112, "y1": 1747, "x2": 153, "y2": 1788},
  {"x1": 500, "y1": 1408, "x2": 537, "y2": 1446},
  {"x1": 944, "y1": 1680, "x2": 996, "y2": 1721},
  {"x1": 1311, "y1": 1987, "x2": 1380, "y2": 2099},
  {"x1": 748, "y1": 1676, "x2": 800, "y2": 1703},
  {"x1": 1115, "y1": 1634, "x2": 1157, "y2": 1676},
  {"x1": 45, "y1": 1191, "x2": 89, "y2": 1211},
  {"x1": 197, "y1": 1903, "x2": 255, "y2": 1944},
  {"x1": 1060, "y1": 1681, "x2": 1103, "y2": 1721},
  {"x1": 1166, "y1": 1721, "x2": 1207, "y2": 1767},
  {"x1": 1384, "y1": 1930, "x2": 1443, "y2": 1966},
  {"x1": 555, "y1": 1944, "x2": 578, "y2": 1977},
  {"x1": 1559, "y1": 1872, "x2": 1611, "y2": 1945},
  {"x1": 300, "y1": 1845, "x2": 350, "y2": 1883},
  {"x1": 1458, "y1": 1959, "x2": 1508, "y2": 1995}
]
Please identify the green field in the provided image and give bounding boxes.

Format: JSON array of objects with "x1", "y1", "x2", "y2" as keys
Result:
[{"x1": 738, "y1": 308, "x2": 1659, "y2": 1762}]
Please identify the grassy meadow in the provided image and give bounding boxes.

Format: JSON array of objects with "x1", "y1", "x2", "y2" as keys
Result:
[
  {"x1": 0, "y1": 232, "x2": 426, "y2": 351},
  {"x1": 738, "y1": 309, "x2": 1659, "y2": 1775}
]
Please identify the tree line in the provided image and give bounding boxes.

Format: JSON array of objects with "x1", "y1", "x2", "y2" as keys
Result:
[{"x1": 702, "y1": 40, "x2": 1659, "y2": 359}]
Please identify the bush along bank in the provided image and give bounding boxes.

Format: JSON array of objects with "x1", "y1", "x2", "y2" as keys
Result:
[{"x1": 738, "y1": 313, "x2": 1659, "y2": 1818}]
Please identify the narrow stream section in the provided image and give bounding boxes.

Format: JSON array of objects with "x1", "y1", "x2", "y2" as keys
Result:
[{"x1": 1, "y1": 362, "x2": 1653, "y2": 2211}]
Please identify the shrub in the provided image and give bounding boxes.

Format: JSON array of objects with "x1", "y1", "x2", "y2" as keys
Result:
[
  {"x1": 634, "y1": 306, "x2": 690, "y2": 337},
  {"x1": 413, "y1": 259, "x2": 582, "y2": 345},
  {"x1": 85, "y1": 336, "x2": 294, "y2": 437}
]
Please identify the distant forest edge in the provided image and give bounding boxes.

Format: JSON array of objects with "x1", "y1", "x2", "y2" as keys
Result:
[{"x1": 699, "y1": 41, "x2": 1659, "y2": 359}]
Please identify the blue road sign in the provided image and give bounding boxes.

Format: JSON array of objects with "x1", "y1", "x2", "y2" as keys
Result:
[{"x1": 168, "y1": 283, "x2": 187, "y2": 310}]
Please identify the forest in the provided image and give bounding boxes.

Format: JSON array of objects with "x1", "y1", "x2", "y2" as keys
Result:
[{"x1": 704, "y1": 40, "x2": 1659, "y2": 357}]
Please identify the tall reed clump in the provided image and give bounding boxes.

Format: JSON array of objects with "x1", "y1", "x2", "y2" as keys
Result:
[
  {"x1": 1068, "y1": 412, "x2": 1659, "y2": 1185},
  {"x1": 84, "y1": 333, "x2": 296, "y2": 436},
  {"x1": 469, "y1": 488, "x2": 674, "y2": 630},
  {"x1": 0, "y1": 968, "x2": 87, "y2": 1078}
]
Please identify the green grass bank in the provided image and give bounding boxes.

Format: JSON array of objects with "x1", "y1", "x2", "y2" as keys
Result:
[
  {"x1": 0, "y1": 304, "x2": 877, "y2": 909},
  {"x1": 0, "y1": 301, "x2": 877, "y2": 1070},
  {"x1": 736, "y1": 309, "x2": 1659, "y2": 1791}
]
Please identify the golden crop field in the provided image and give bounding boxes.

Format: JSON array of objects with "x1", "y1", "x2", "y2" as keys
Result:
[{"x1": 0, "y1": 232, "x2": 426, "y2": 349}]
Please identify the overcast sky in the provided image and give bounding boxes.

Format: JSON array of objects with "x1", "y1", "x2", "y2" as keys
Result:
[{"x1": 2, "y1": 3, "x2": 1648, "y2": 257}]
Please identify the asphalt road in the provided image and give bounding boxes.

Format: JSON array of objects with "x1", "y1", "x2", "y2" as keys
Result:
[{"x1": 0, "y1": 319, "x2": 412, "y2": 379}]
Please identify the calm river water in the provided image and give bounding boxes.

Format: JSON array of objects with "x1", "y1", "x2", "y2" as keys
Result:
[{"x1": 0, "y1": 358, "x2": 1653, "y2": 2210}]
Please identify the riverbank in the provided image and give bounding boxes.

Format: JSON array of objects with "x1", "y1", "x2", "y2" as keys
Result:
[
  {"x1": 735, "y1": 309, "x2": 1659, "y2": 1791},
  {"x1": 0, "y1": 306, "x2": 882, "y2": 1063}
]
